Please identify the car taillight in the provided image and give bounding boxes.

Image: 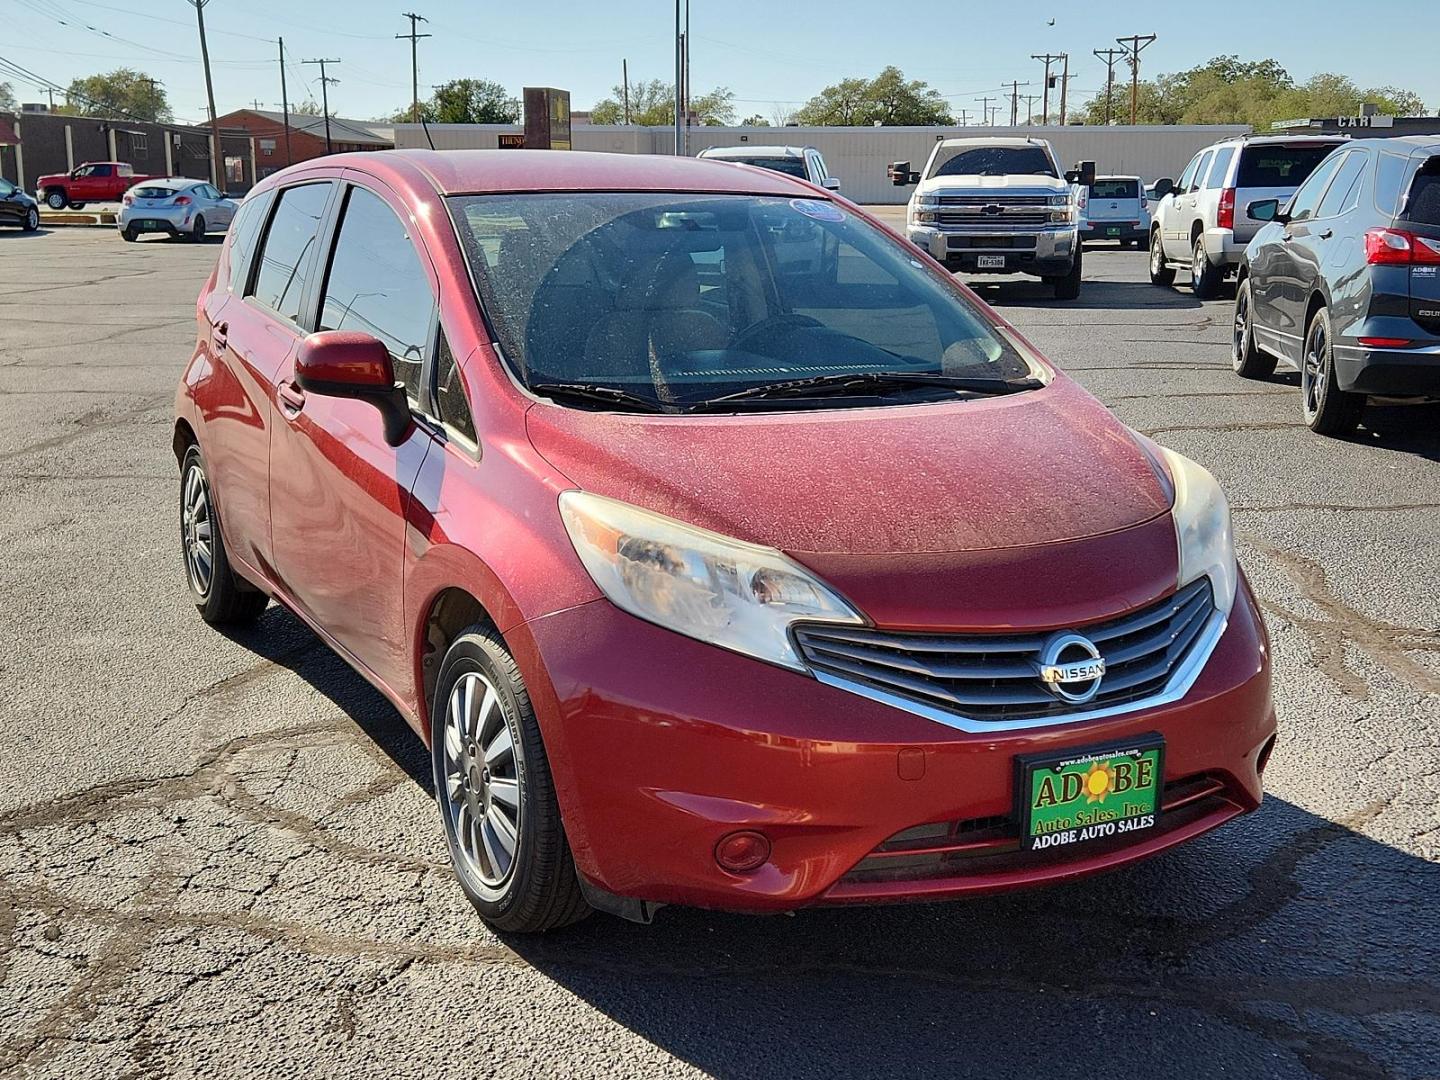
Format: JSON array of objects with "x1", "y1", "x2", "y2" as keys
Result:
[
  {"x1": 1364, "y1": 227, "x2": 1440, "y2": 265},
  {"x1": 173, "y1": 195, "x2": 191, "y2": 206},
  {"x1": 1217, "y1": 188, "x2": 1236, "y2": 231},
  {"x1": 122, "y1": 193, "x2": 133, "y2": 206}
]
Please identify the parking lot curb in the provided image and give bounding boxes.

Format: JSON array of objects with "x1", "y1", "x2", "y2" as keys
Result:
[{"x1": 39, "y1": 210, "x2": 119, "y2": 227}]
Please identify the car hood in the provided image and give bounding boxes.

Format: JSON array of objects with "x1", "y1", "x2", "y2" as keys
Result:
[
  {"x1": 916, "y1": 174, "x2": 1070, "y2": 197},
  {"x1": 524, "y1": 377, "x2": 1172, "y2": 557}
]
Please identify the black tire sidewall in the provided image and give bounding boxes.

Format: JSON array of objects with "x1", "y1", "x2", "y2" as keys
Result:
[{"x1": 191, "y1": 216, "x2": 206, "y2": 241}]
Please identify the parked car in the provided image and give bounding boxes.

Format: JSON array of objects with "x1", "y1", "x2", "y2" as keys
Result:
[
  {"x1": 175, "y1": 149, "x2": 1274, "y2": 932},
  {"x1": 1233, "y1": 136, "x2": 1440, "y2": 436},
  {"x1": 118, "y1": 179, "x2": 237, "y2": 242},
  {"x1": 1150, "y1": 135, "x2": 1348, "y2": 297},
  {"x1": 696, "y1": 145, "x2": 840, "y2": 191},
  {"x1": 35, "y1": 161, "x2": 162, "y2": 210},
  {"x1": 1081, "y1": 175, "x2": 1147, "y2": 248},
  {"x1": 0, "y1": 177, "x2": 40, "y2": 231},
  {"x1": 890, "y1": 137, "x2": 1089, "y2": 299}
]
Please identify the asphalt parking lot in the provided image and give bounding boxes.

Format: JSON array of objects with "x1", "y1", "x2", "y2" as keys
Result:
[{"x1": 1, "y1": 222, "x2": 1438, "y2": 1080}]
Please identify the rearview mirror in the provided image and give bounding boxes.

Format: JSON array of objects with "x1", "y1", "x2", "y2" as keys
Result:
[
  {"x1": 1247, "y1": 198, "x2": 1283, "y2": 224},
  {"x1": 295, "y1": 331, "x2": 412, "y2": 446},
  {"x1": 1152, "y1": 178, "x2": 1174, "y2": 199},
  {"x1": 888, "y1": 161, "x2": 919, "y2": 186}
]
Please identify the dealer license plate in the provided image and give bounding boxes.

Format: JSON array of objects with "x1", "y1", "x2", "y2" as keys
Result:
[
  {"x1": 976, "y1": 255, "x2": 1006, "y2": 269},
  {"x1": 138, "y1": 220, "x2": 161, "y2": 231},
  {"x1": 1016, "y1": 736, "x2": 1164, "y2": 853},
  {"x1": 1106, "y1": 226, "x2": 1122, "y2": 237}
]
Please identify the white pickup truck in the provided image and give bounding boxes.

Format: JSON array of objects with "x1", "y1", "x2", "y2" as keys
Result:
[{"x1": 890, "y1": 137, "x2": 1090, "y2": 300}]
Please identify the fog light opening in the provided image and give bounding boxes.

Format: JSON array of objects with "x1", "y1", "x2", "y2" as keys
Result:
[
  {"x1": 1257, "y1": 734, "x2": 1277, "y2": 776},
  {"x1": 715, "y1": 830, "x2": 771, "y2": 874}
]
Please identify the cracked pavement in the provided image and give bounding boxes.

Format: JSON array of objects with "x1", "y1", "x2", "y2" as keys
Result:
[{"x1": 0, "y1": 225, "x2": 1437, "y2": 1079}]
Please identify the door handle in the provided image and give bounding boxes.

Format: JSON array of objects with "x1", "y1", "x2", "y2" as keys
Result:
[
  {"x1": 277, "y1": 380, "x2": 306, "y2": 415},
  {"x1": 1318, "y1": 228, "x2": 1333, "y2": 240}
]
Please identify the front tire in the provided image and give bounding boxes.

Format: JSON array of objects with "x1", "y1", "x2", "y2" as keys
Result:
[
  {"x1": 1231, "y1": 278, "x2": 1276, "y2": 379},
  {"x1": 1301, "y1": 307, "x2": 1363, "y2": 437},
  {"x1": 23, "y1": 207, "x2": 39, "y2": 232},
  {"x1": 432, "y1": 625, "x2": 590, "y2": 933},
  {"x1": 1047, "y1": 250, "x2": 1083, "y2": 301},
  {"x1": 1191, "y1": 236, "x2": 1222, "y2": 299},
  {"x1": 1149, "y1": 230, "x2": 1175, "y2": 286},
  {"x1": 45, "y1": 191, "x2": 67, "y2": 210},
  {"x1": 179, "y1": 445, "x2": 268, "y2": 625}
]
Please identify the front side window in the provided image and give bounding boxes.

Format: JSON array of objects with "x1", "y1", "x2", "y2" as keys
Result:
[
  {"x1": 1176, "y1": 155, "x2": 1201, "y2": 193},
  {"x1": 225, "y1": 189, "x2": 274, "y2": 292},
  {"x1": 434, "y1": 333, "x2": 477, "y2": 442},
  {"x1": 0, "y1": 179, "x2": 15, "y2": 196},
  {"x1": 1287, "y1": 153, "x2": 1345, "y2": 223},
  {"x1": 250, "y1": 182, "x2": 331, "y2": 323},
  {"x1": 319, "y1": 186, "x2": 436, "y2": 404},
  {"x1": 450, "y1": 193, "x2": 1042, "y2": 412},
  {"x1": 932, "y1": 146, "x2": 1057, "y2": 178}
]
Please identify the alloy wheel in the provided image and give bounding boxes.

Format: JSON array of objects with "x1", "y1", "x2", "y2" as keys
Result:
[
  {"x1": 1151, "y1": 237, "x2": 1164, "y2": 275},
  {"x1": 442, "y1": 671, "x2": 522, "y2": 889},
  {"x1": 181, "y1": 464, "x2": 213, "y2": 596},
  {"x1": 1232, "y1": 286, "x2": 1249, "y2": 367},
  {"x1": 1303, "y1": 318, "x2": 1328, "y2": 418},
  {"x1": 25, "y1": 208, "x2": 38, "y2": 231}
]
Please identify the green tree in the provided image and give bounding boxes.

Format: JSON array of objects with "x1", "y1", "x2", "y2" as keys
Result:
[
  {"x1": 64, "y1": 68, "x2": 170, "y2": 122},
  {"x1": 741, "y1": 114, "x2": 769, "y2": 127},
  {"x1": 292, "y1": 99, "x2": 322, "y2": 116},
  {"x1": 794, "y1": 67, "x2": 952, "y2": 126},
  {"x1": 591, "y1": 79, "x2": 735, "y2": 126},
  {"x1": 0, "y1": 81, "x2": 16, "y2": 113},
  {"x1": 387, "y1": 78, "x2": 519, "y2": 124}
]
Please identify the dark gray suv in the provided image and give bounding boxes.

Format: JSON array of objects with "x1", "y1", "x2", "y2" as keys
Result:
[{"x1": 1233, "y1": 136, "x2": 1440, "y2": 435}]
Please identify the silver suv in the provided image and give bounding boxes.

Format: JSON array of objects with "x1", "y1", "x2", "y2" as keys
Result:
[
  {"x1": 1149, "y1": 135, "x2": 1347, "y2": 297},
  {"x1": 696, "y1": 145, "x2": 841, "y2": 192}
]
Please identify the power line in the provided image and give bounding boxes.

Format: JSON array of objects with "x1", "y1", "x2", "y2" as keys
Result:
[
  {"x1": 1116, "y1": 33, "x2": 1158, "y2": 125},
  {"x1": 1031, "y1": 52, "x2": 1064, "y2": 125},
  {"x1": 396, "y1": 12, "x2": 430, "y2": 124},
  {"x1": 1093, "y1": 48, "x2": 1125, "y2": 125},
  {"x1": 301, "y1": 58, "x2": 340, "y2": 154}
]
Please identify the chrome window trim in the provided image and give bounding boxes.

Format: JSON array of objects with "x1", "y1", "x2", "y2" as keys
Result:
[{"x1": 806, "y1": 608, "x2": 1228, "y2": 734}]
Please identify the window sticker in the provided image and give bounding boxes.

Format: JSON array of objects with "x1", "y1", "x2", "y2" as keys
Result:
[{"x1": 790, "y1": 198, "x2": 846, "y2": 223}]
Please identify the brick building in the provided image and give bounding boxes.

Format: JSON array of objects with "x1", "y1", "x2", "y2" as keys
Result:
[{"x1": 215, "y1": 110, "x2": 393, "y2": 177}]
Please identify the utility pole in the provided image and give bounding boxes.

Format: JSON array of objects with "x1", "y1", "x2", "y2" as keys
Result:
[
  {"x1": 46, "y1": 87, "x2": 55, "y2": 111},
  {"x1": 1022, "y1": 94, "x2": 1041, "y2": 125},
  {"x1": 278, "y1": 37, "x2": 293, "y2": 166},
  {"x1": 1117, "y1": 33, "x2": 1157, "y2": 125},
  {"x1": 397, "y1": 13, "x2": 430, "y2": 124},
  {"x1": 302, "y1": 58, "x2": 341, "y2": 154},
  {"x1": 186, "y1": 0, "x2": 223, "y2": 187},
  {"x1": 673, "y1": 0, "x2": 682, "y2": 154},
  {"x1": 1031, "y1": 53, "x2": 1064, "y2": 125},
  {"x1": 1093, "y1": 47, "x2": 1124, "y2": 125},
  {"x1": 683, "y1": 0, "x2": 690, "y2": 153},
  {"x1": 622, "y1": 58, "x2": 630, "y2": 124},
  {"x1": 957, "y1": 109, "x2": 969, "y2": 127},
  {"x1": 975, "y1": 96, "x2": 996, "y2": 127},
  {"x1": 1011, "y1": 81, "x2": 1019, "y2": 126},
  {"x1": 1058, "y1": 53, "x2": 1070, "y2": 125}
]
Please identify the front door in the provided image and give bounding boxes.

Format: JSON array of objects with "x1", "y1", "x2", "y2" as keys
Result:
[{"x1": 268, "y1": 181, "x2": 439, "y2": 697}]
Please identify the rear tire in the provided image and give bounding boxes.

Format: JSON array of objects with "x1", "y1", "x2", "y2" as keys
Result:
[
  {"x1": 179, "y1": 445, "x2": 268, "y2": 625},
  {"x1": 432, "y1": 625, "x2": 591, "y2": 934},
  {"x1": 1301, "y1": 307, "x2": 1363, "y2": 437},
  {"x1": 1048, "y1": 250, "x2": 1083, "y2": 301},
  {"x1": 1191, "y1": 236, "x2": 1222, "y2": 299},
  {"x1": 189, "y1": 215, "x2": 206, "y2": 242},
  {"x1": 1231, "y1": 278, "x2": 1276, "y2": 379},
  {"x1": 1149, "y1": 230, "x2": 1175, "y2": 286},
  {"x1": 121, "y1": 227, "x2": 138, "y2": 243}
]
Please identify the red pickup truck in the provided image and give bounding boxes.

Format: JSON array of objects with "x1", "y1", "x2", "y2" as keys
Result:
[{"x1": 36, "y1": 162, "x2": 162, "y2": 210}]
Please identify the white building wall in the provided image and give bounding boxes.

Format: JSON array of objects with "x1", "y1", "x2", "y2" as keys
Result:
[{"x1": 392, "y1": 123, "x2": 1251, "y2": 204}]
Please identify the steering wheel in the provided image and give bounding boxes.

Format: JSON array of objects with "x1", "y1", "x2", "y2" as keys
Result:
[{"x1": 728, "y1": 313, "x2": 824, "y2": 355}]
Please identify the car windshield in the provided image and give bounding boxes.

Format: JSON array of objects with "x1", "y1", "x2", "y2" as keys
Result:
[
  {"x1": 448, "y1": 192, "x2": 1042, "y2": 411},
  {"x1": 1236, "y1": 145, "x2": 1344, "y2": 188},
  {"x1": 932, "y1": 146, "x2": 1057, "y2": 178},
  {"x1": 712, "y1": 156, "x2": 808, "y2": 179}
]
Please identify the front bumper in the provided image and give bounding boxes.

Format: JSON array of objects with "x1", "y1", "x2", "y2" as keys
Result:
[
  {"x1": 907, "y1": 224, "x2": 1077, "y2": 276},
  {"x1": 514, "y1": 576, "x2": 1275, "y2": 914},
  {"x1": 1334, "y1": 340, "x2": 1440, "y2": 395}
]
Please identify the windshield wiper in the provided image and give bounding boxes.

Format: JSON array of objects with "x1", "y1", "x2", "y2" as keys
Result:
[
  {"x1": 529, "y1": 382, "x2": 671, "y2": 413},
  {"x1": 697, "y1": 371, "x2": 1044, "y2": 406}
]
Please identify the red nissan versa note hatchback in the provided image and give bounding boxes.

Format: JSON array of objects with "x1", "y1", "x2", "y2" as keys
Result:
[{"x1": 174, "y1": 150, "x2": 1276, "y2": 932}]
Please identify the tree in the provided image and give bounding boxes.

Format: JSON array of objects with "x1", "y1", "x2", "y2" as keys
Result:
[
  {"x1": 64, "y1": 68, "x2": 170, "y2": 122},
  {"x1": 741, "y1": 114, "x2": 768, "y2": 127},
  {"x1": 0, "y1": 81, "x2": 16, "y2": 114},
  {"x1": 794, "y1": 67, "x2": 952, "y2": 126},
  {"x1": 292, "y1": 99, "x2": 322, "y2": 116},
  {"x1": 590, "y1": 79, "x2": 735, "y2": 126},
  {"x1": 385, "y1": 78, "x2": 519, "y2": 124}
]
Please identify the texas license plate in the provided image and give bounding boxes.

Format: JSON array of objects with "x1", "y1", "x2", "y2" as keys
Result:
[
  {"x1": 1016, "y1": 736, "x2": 1164, "y2": 853},
  {"x1": 1106, "y1": 226, "x2": 1122, "y2": 236},
  {"x1": 976, "y1": 255, "x2": 1006, "y2": 269}
]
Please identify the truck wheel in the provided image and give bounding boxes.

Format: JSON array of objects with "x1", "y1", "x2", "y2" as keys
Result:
[
  {"x1": 1149, "y1": 230, "x2": 1175, "y2": 287},
  {"x1": 1231, "y1": 278, "x2": 1276, "y2": 379},
  {"x1": 1191, "y1": 237, "x2": 1222, "y2": 299},
  {"x1": 45, "y1": 191, "x2": 67, "y2": 210},
  {"x1": 1049, "y1": 251, "x2": 1083, "y2": 301},
  {"x1": 1301, "y1": 307, "x2": 1363, "y2": 437}
]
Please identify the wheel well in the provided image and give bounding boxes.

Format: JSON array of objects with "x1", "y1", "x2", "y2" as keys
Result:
[
  {"x1": 1235, "y1": 265, "x2": 1248, "y2": 287},
  {"x1": 1190, "y1": 220, "x2": 1204, "y2": 244},
  {"x1": 173, "y1": 418, "x2": 197, "y2": 464},
  {"x1": 1305, "y1": 291, "x2": 1327, "y2": 329},
  {"x1": 421, "y1": 587, "x2": 498, "y2": 723}
]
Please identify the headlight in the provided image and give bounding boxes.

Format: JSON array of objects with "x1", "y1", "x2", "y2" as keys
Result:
[
  {"x1": 1159, "y1": 447, "x2": 1237, "y2": 615},
  {"x1": 912, "y1": 211, "x2": 937, "y2": 224},
  {"x1": 1048, "y1": 195, "x2": 1071, "y2": 208},
  {"x1": 559, "y1": 491, "x2": 863, "y2": 670},
  {"x1": 1050, "y1": 208, "x2": 1076, "y2": 223}
]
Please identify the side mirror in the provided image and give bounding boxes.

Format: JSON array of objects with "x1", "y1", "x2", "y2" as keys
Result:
[
  {"x1": 1247, "y1": 198, "x2": 1283, "y2": 224},
  {"x1": 822, "y1": 176, "x2": 842, "y2": 192},
  {"x1": 1152, "y1": 178, "x2": 1175, "y2": 199},
  {"x1": 295, "y1": 331, "x2": 412, "y2": 446},
  {"x1": 1064, "y1": 160, "x2": 1097, "y2": 188},
  {"x1": 888, "y1": 161, "x2": 919, "y2": 187}
]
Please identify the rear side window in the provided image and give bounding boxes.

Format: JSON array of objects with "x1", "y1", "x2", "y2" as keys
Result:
[
  {"x1": 1188, "y1": 152, "x2": 1212, "y2": 193},
  {"x1": 225, "y1": 189, "x2": 274, "y2": 293},
  {"x1": 1206, "y1": 147, "x2": 1235, "y2": 189},
  {"x1": 1401, "y1": 160, "x2": 1440, "y2": 226},
  {"x1": 250, "y1": 182, "x2": 331, "y2": 322},
  {"x1": 1316, "y1": 151, "x2": 1369, "y2": 219},
  {"x1": 318, "y1": 186, "x2": 436, "y2": 405},
  {"x1": 1236, "y1": 144, "x2": 1341, "y2": 188},
  {"x1": 1090, "y1": 179, "x2": 1138, "y2": 199},
  {"x1": 1375, "y1": 152, "x2": 1410, "y2": 217}
]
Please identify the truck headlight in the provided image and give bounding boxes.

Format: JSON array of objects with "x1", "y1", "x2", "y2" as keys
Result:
[
  {"x1": 559, "y1": 491, "x2": 864, "y2": 670},
  {"x1": 1048, "y1": 195, "x2": 1071, "y2": 207},
  {"x1": 1159, "y1": 448, "x2": 1237, "y2": 615}
]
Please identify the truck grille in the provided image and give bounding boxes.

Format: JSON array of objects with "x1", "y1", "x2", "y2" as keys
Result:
[
  {"x1": 794, "y1": 579, "x2": 1215, "y2": 724},
  {"x1": 936, "y1": 210, "x2": 1051, "y2": 227},
  {"x1": 937, "y1": 195, "x2": 1053, "y2": 207}
]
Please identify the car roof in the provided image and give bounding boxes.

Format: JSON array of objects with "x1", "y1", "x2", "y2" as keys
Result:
[
  {"x1": 1225, "y1": 135, "x2": 1348, "y2": 147},
  {"x1": 1095, "y1": 174, "x2": 1140, "y2": 181},
  {"x1": 935, "y1": 137, "x2": 1051, "y2": 149},
  {"x1": 1375, "y1": 134, "x2": 1440, "y2": 154},
  {"x1": 310, "y1": 149, "x2": 816, "y2": 198},
  {"x1": 700, "y1": 145, "x2": 808, "y2": 159}
]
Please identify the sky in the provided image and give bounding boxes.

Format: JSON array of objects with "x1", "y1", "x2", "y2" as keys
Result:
[{"x1": 2, "y1": 0, "x2": 1437, "y2": 127}]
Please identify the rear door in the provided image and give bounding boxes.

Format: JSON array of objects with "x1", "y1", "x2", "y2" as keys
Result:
[
  {"x1": 1162, "y1": 153, "x2": 1203, "y2": 258},
  {"x1": 1264, "y1": 151, "x2": 1347, "y2": 344},
  {"x1": 1233, "y1": 141, "x2": 1346, "y2": 246},
  {"x1": 1392, "y1": 153, "x2": 1440, "y2": 337},
  {"x1": 268, "y1": 179, "x2": 437, "y2": 696}
]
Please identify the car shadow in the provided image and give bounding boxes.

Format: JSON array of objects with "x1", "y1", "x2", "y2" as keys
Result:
[
  {"x1": 1266, "y1": 371, "x2": 1440, "y2": 460},
  {"x1": 965, "y1": 274, "x2": 1210, "y2": 312},
  {"x1": 0, "y1": 228, "x2": 54, "y2": 239}
]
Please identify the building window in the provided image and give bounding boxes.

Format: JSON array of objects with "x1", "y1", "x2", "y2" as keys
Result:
[
  {"x1": 260, "y1": 138, "x2": 276, "y2": 156},
  {"x1": 131, "y1": 132, "x2": 148, "y2": 153}
]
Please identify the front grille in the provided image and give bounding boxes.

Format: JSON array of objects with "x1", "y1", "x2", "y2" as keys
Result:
[
  {"x1": 937, "y1": 194, "x2": 1053, "y2": 207},
  {"x1": 795, "y1": 579, "x2": 1215, "y2": 724},
  {"x1": 946, "y1": 235, "x2": 1037, "y2": 250},
  {"x1": 936, "y1": 210, "x2": 1052, "y2": 227}
]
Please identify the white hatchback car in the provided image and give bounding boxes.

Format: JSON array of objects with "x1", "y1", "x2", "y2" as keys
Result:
[{"x1": 118, "y1": 178, "x2": 237, "y2": 242}]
